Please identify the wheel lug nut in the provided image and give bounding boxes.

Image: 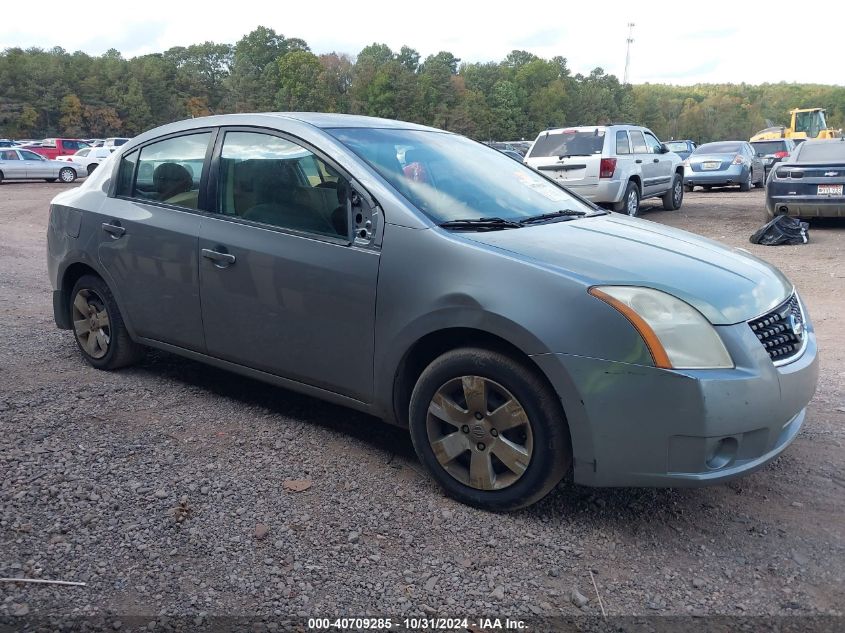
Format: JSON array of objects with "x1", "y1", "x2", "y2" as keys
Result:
[
  {"x1": 490, "y1": 429, "x2": 498, "y2": 437},
  {"x1": 461, "y1": 425, "x2": 469, "y2": 434},
  {"x1": 477, "y1": 443, "x2": 486, "y2": 451},
  {"x1": 474, "y1": 412, "x2": 483, "y2": 420}
]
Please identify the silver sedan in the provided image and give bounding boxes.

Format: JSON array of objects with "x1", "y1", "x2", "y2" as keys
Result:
[{"x1": 0, "y1": 148, "x2": 86, "y2": 184}]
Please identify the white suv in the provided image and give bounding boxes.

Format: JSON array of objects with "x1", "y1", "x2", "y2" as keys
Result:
[{"x1": 524, "y1": 125, "x2": 685, "y2": 216}]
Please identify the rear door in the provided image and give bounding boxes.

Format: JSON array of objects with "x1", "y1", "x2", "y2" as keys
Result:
[
  {"x1": 644, "y1": 131, "x2": 673, "y2": 193},
  {"x1": 0, "y1": 149, "x2": 26, "y2": 178},
  {"x1": 97, "y1": 129, "x2": 214, "y2": 351},
  {"x1": 198, "y1": 127, "x2": 380, "y2": 401},
  {"x1": 629, "y1": 130, "x2": 657, "y2": 196}
]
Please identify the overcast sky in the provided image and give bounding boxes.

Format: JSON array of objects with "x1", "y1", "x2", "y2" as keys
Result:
[{"x1": 3, "y1": 1, "x2": 843, "y2": 85}]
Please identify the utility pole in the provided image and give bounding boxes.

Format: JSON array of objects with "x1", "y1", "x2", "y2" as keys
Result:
[{"x1": 623, "y1": 22, "x2": 635, "y2": 85}]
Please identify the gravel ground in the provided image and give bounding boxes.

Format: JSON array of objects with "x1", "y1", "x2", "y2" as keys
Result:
[{"x1": 1, "y1": 182, "x2": 844, "y2": 625}]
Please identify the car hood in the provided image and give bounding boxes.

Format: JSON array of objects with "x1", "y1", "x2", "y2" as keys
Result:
[{"x1": 461, "y1": 215, "x2": 792, "y2": 324}]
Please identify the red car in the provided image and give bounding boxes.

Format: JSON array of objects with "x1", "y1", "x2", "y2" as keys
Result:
[{"x1": 24, "y1": 138, "x2": 90, "y2": 161}]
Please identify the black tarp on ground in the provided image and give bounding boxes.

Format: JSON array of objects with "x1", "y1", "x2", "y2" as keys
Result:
[{"x1": 750, "y1": 215, "x2": 809, "y2": 245}]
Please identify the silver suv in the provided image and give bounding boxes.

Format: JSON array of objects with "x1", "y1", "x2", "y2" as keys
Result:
[{"x1": 524, "y1": 124, "x2": 685, "y2": 216}]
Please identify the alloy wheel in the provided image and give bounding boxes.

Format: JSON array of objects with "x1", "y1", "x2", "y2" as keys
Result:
[
  {"x1": 627, "y1": 189, "x2": 639, "y2": 215},
  {"x1": 673, "y1": 179, "x2": 683, "y2": 206},
  {"x1": 72, "y1": 289, "x2": 111, "y2": 359},
  {"x1": 60, "y1": 168, "x2": 75, "y2": 183},
  {"x1": 425, "y1": 375, "x2": 533, "y2": 491}
]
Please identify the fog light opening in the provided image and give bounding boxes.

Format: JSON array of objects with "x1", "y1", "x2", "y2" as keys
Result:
[
  {"x1": 706, "y1": 437, "x2": 738, "y2": 470},
  {"x1": 778, "y1": 205, "x2": 789, "y2": 215}
]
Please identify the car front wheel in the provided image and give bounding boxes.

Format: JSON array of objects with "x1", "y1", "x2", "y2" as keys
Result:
[
  {"x1": 70, "y1": 275, "x2": 143, "y2": 370},
  {"x1": 408, "y1": 347, "x2": 571, "y2": 511},
  {"x1": 59, "y1": 167, "x2": 77, "y2": 183},
  {"x1": 662, "y1": 174, "x2": 684, "y2": 210}
]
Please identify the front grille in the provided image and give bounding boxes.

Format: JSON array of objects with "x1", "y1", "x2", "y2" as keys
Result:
[{"x1": 748, "y1": 294, "x2": 805, "y2": 363}]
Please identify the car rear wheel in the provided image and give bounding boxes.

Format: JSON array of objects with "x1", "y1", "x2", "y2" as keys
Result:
[
  {"x1": 87, "y1": 163, "x2": 98, "y2": 176},
  {"x1": 614, "y1": 181, "x2": 640, "y2": 217},
  {"x1": 740, "y1": 170, "x2": 752, "y2": 192},
  {"x1": 59, "y1": 167, "x2": 77, "y2": 183},
  {"x1": 70, "y1": 275, "x2": 143, "y2": 370},
  {"x1": 408, "y1": 347, "x2": 571, "y2": 511},
  {"x1": 0, "y1": 171, "x2": 3, "y2": 185},
  {"x1": 662, "y1": 174, "x2": 684, "y2": 210},
  {"x1": 685, "y1": 183, "x2": 695, "y2": 192}
]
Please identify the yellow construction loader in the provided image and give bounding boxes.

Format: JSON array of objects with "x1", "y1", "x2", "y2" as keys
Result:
[{"x1": 751, "y1": 108, "x2": 841, "y2": 142}]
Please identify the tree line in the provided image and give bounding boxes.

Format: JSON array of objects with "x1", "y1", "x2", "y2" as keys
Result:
[{"x1": 1, "y1": 26, "x2": 843, "y2": 144}]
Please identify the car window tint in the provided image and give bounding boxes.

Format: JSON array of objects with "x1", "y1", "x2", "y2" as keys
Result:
[
  {"x1": 797, "y1": 142, "x2": 845, "y2": 162},
  {"x1": 644, "y1": 133, "x2": 662, "y2": 154},
  {"x1": 132, "y1": 133, "x2": 210, "y2": 208},
  {"x1": 115, "y1": 150, "x2": 139, "y2": 197},
  {"x1": 217, "y1": 131, "x2": 346, "y2": 238},
  {"x1": 752, "y1": 141, "x2": 788, "y2": 155},
  {"x1": 1, "y1": 150, "x2": 19, "y2": 160},
  {"x1": 665, "y1": 141, "x2": 688, "y2": 152},
  {"x1": 529, "y1": 129, "x2": 605, "y2": 157},
  {"x1": 19, "y1": 150, "x2": 44, "y2": 160},
  {"x1": 616, "y1": 131, "x2": 631, "y2": 155},
  {"x1": 629, "y1": 131, "x2": 647, "y2": 153}
]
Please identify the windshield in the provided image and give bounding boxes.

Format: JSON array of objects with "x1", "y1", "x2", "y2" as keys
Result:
[
  {"x1": 695, "y1": 142, "x2": 743, "y2": 154},
  {"x1": 751, "y1": 141, "x2": 788, "y2": 155},
  {"x1": 794, "y1": 110, "x2": 827, "y2": 137},
  {"x1": 665, "y1": 141, "x2": 689, "y2": 152},
  {"x1": 529, "y1": 129, "x2": 606, "y2": 158},
  {"x1": 328, "y1": 128, "x2": 595, "y2": 224},
  {"x1": 796, "y1": 142, "x2": 845, "y2": 162}
]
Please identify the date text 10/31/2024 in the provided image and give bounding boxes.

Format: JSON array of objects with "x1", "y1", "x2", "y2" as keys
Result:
[{"x1": 307, "y1": 617, "x2": 528, "y2": 630}]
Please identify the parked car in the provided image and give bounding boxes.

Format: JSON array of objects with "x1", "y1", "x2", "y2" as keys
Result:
[
  {"x1": 766, "y1": 138, "x2": 845, "y2": 218},
  {"x1": 104, "y1": 137, "x2": 130, "y2": 148},
  {"x1": 524, "y1": 124, "x2": 685, "y2": 216},
  {"x1": 683, "y1": 141, "x2": 764, "y2": 192},
  {"x1": 47, "y1": 113, "x2": 818, "y2": 511},
  {"x1": 751, "y1": 138, "x2": 797, "y2": 180},
  {"x1": 24, "y1": 138, "x2": 90, "y2": 160},
  {"x1": 56, "y1": 147, "x2": 115, "y2": 175},
  {"x1": 663, "y1": 139, "x2": 697, "y2": 160},
  {"x1": 0, "y1": 139, "x2": 16, "y2": 148},
  {"x1": 498, "y1": 149, "x2": 525, "y2": 162},
  {"x1": 0, "y1": 148, "x2": 86, "y2": 183}
]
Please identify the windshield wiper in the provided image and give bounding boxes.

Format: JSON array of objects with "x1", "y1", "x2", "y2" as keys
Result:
[
  {"x1": 438, "y1": 217, "x2": 523, "y2": 231},
  {"x1": 519, "y1": 209, "x2": 589, "y2": 225}
]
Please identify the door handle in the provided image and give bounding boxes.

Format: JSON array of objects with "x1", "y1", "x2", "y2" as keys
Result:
[
  {"x1": 201, "y1": 248, "x2": 236, "y2": 267},
  {"x1": 101, "y1": 222, "x2": 125, "y2": 238},
  {"x1": 653, "y1": 158, "x2": 660, "y2": 163},
  {"x1": 635, "y1": 159, "x2": 642, "y2": 164}
]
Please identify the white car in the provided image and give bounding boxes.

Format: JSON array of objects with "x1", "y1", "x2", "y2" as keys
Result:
[
  {"x1": 56, "y1": 147, "x2": 115, "y2": 175},
  {"x1": 524, "y1": 124, "x2": 685, "y2": 216}
]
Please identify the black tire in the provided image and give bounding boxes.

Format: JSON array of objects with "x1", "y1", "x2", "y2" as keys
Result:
[
  {"x1": 685, "y1": 183, "x2": 694, "y2": 192},
  {"x1": 59, "y1": 167, "x2": 77, "y2": 183},
  {"x1": 408, "y1": 347, "x2": 571, "y2": 511},
  {"x1": 87, "y1": 163, "x2": 98, "y2": 176},
  {"x1": 0, "y1": 171, "x2": 3, "y2": 185},
  {"x1": 45, "y1": 178, "x2": 57, "y2": 183},
  {"x1": 613, "y1": 181, "x2": 640, "y2": 217},
  {"x1": 739, "y1": 169, "x2": 752, "y2": 192},
  {"x1": 69, "y1": 274, "x2": 143, "y2": 370},
  {"x1": 661, "y1": 173, "x2": 684, "y2": 210},
  {"x1": 754, "y1": 169, "x2": 764, "y2": 188}
]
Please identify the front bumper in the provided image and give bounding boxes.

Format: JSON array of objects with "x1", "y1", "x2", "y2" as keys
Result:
[
  {"x1": 685, "y1": 165, "x2": 748, "y2": 187},
  {"x1": 532, "y1": 317, "x2": 819, "y2": 487}
]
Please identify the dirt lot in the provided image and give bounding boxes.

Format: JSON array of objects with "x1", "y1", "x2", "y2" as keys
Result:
[{"x1": 1, "y1": 182, "x2": 844, "y2": 625}]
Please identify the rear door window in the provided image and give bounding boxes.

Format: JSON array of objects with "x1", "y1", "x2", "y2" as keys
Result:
[
  {"x1": 130, "y1": 132, "x2": 212, "y2": 208},
  {"x1": 615, "y1": 131, "x2": 631, "y2": 155},
  {"x1": 629, "y1": 130, "x2": 648, "y2": 154},
  {"x1": 0, "y1": 150, "x2": 20, "y2": 160}
]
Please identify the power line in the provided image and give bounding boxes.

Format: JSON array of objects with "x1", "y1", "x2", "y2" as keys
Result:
[{"x1": 623, "y1": 22, "x2": 635, "y2": 85}]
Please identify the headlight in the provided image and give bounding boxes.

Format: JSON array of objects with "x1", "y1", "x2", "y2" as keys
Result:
[{"x1": 589, "y1": 286, "x2": 734, "y2": 369}]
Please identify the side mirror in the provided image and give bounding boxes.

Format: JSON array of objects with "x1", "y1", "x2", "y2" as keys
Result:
[{"x1": 659, "y1": 145, "x2": 669, "y2": 154}]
